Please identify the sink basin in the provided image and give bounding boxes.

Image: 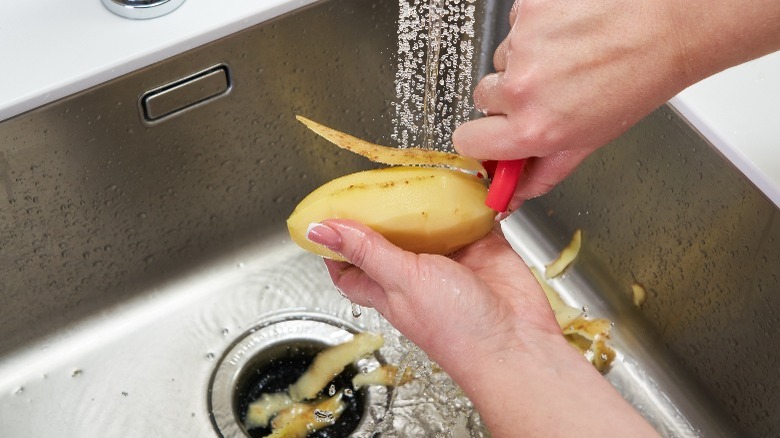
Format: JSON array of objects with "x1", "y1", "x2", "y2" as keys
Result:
[{"x1": 1, "y1": 0, "x2": 777, "y2": 436}]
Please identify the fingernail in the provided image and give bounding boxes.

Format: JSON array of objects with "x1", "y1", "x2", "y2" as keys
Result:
[
  {"x1": 494, "y1": 210, "x2": 510, "y2": 222},
  {"x1": 306, "y1": 222, "x2": 342, "y2": 251}
]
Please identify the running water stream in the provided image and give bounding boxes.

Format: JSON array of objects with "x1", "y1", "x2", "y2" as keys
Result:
[
  {"x1": 392, "y1": 0, "x2": 477, "y2": 152},
  {"x1": 420, "y1": 0, "x2": 445, "y2": 150},
  {"x1": 372, "y1": 1, "x2": 487, "y2": 436}
]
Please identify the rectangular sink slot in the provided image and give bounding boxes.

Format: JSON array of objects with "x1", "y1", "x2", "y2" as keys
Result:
[{"x1": 140, "y1": 64, "x2": 231, "y2": 123}]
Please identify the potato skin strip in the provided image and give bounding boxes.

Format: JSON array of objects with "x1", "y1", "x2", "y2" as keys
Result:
[
  {"x1": 545, "y1": 229, "x2": 582, "y2": 278},
  {"x1": 352, "y1": 365, "x2": 415, "y2": 389},
  {"x1": 266, "y1": 393, "x2": 346, "y2": 438},
  {"x1": 532, "y1": 252, "x2": 616, "y2": 373},
  {"x1": 531, "y1": 267, "x2": 582, "y2": 329},
  {"x1": 244, "y1": 392, "x2": 293, "y2": 429},
  {"x1": 296, "y1": 115, "x2": 487, "y2": 176},
  {"x1": 288, "y1": 332, "x2": 384, "y2": 402},
  {"x1": 244, "y1": 333, "x2": 387, "y2": 434}
]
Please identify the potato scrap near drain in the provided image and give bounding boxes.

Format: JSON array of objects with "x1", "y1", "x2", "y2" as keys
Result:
[
  {"x1": 245, "y1": 392, "x2": 293, "y2": 429},
  {"x1": 352, "y1": 364, "x2": 416, "y2": 389},
  {"x1": 265, "y1": 393, "x2": 346, "y2": 438},
  {"x1": 288, "y1": 116, "x2": 496, "y2": 260},
  {"x1": 289, "y1": 332, "x2": 384, "y2": 402},
  {"x1": 245, "y1": 332, "x2": 418, "y2": 437}
]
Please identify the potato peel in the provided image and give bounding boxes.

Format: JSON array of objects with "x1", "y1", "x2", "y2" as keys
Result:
[
  {"x1": 352, "y1": 364, "x2": 415, "y2": 389},
  {"x1": 532, "y1": 264, "x2": 615, "y2": 373},
  {"x1": 631, "y1": 283, "x2": 647, "y2": 307},
  {"x1": 545, "y1": 229, "x2": 582, "y2": 278},
  {"x1": 245, "y1": 392, "x2": 293, "y2": 429},
  {"x1": 531, "y1": 267, "x2": 582, "y2": 329},
  {"x1": 266, "y1": 393, "x2": 346, "y2": 438},
  {"x1": 296, "y1": 115, "x2": 487, "y2": 176},
  {"x1": 288, "y1": 332, "x2": 384, "y2": 402}
]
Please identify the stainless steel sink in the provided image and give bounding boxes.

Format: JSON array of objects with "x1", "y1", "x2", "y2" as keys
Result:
[{"x1": 1, "y1": 0, "x2": 778, "y2": 436}]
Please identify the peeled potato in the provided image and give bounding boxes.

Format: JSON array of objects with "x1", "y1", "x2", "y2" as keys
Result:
[
  {"x1": 289, "y1": 116, "x2": 495, "y2": 259},
  {"x1": 287, "y1": 166, "x2": 495, "y2": 260}
]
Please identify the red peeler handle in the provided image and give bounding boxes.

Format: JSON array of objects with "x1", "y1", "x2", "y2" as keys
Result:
[{"x1": 484, "y1": 159, "x2": 526, "y2": 213}]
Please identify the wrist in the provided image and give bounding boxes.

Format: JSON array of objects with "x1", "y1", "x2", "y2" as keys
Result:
[
  {"x1": 438, "y1": 328, "x2": 659, "y2": 437},
  {"x1": 438, "y1": 321, "x2": 575, "y2": 402},
  {"x1": 446, "y1": 333, "x2": 582, "y2": 434}
]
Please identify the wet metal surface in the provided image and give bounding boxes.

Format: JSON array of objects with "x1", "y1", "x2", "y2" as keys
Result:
[{"x1": 0, "y1": 0, "x2": 778, "y2": 436}]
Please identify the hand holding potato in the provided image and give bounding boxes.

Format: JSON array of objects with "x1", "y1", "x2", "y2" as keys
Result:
[
  {"x1": 306, "y1": 219, "x2": 658, "y2": 437},
  {"x1": 287, "y1": 0, "x2": 780, "y2": 434},
  {"x1": 287, "y1": 117, "x2": 497, "y2": 260}
]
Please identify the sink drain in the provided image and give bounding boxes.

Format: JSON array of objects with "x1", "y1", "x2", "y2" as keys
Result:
[{"x1": 208, "y1": 311, "x2": 388, "y2": 437}]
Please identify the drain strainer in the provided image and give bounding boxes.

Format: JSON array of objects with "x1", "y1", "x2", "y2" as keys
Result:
[{"x1": 208, "y1": 311, "x2": 388, "y2": 437}]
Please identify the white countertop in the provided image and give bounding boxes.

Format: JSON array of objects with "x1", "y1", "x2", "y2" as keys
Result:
[
  {"x1": 1, "y1": 0, "x2": 779, "y2": 208},
  {"x1": 671, "y1": 52, "x2": 780, "y2": 208},
  {"x1": 0, "y1": 0, "x2": 316, "y2": 121}
]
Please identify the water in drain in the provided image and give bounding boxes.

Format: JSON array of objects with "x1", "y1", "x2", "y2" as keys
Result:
[
  {"x1": 208, "y1": 313, "x2": 389, "y2": 438},
  {"x1": 235, "y1": 340, "x2": 366, "y2": 437},
  {"x1": 209, "y1": 311, "x2": 486, "y2": 437}
]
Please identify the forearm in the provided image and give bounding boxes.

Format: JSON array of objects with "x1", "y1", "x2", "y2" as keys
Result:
[
  {"x1": 314, "y1": 221, "x2": 657, "y2": 435},
  {"x1": 445, "y1": 333, "x2": 658, "y2": 437},
  {"x1": 666, "y1": 0, "x2": 780, "y2": 84}
]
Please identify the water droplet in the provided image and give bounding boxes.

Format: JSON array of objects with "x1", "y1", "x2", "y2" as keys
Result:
[
  {"x1": 14, "y1": 386, "x2": 24, "y2": 395},
  {"x1": 351, "y1": 302, "x2": 362, "y2": 318},
  {"x1": 328, "y1": 384, "x2": 336, "y2": 396},
  {"x1": 313, "y1": 409, "x2": 335, "y2": 423},
  {"x1": 72, "y1": 369, "x2": 83, "y2": 377},
  {"x1": 206, "y1": 352, "x2": 215, "y2": 360}
]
